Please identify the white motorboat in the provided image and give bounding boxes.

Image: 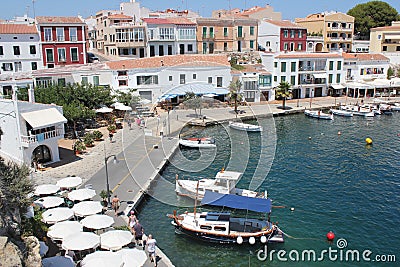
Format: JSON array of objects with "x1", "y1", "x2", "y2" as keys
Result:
[
  {"x1": 340, "y1": 105, "x2": 374, "y2": 117},
  {"x1": 175, "y1": 169, "x2": 259, "y2": 201},
  {"x1": 391, "y1": 103, "x2": 400, "y2": 111},
  {"x1": 304, "y1": 110, "x2": 333, "y2": 120},
  {"x1": 229, "y1": 121, "x2": 262, "y2": 132},
  {"x1": 330, "y1": 109, "x2": 353, "y2": 117},
  {"x1": 179, "y1": 137, "x2": 216, "y2": 148}
]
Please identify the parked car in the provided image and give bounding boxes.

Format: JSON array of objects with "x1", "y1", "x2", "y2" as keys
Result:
[{"x1": 87, "y1": 52, "x2": 99, "y2": 63}]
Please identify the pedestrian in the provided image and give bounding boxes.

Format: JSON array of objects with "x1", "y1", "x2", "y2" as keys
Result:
[
  {"x1": 146, "y1": 234, "x2": 157, "y2": 266},
  {"x1": 127, "y1": 119, "x2": 132, "y2": 130},
  {"x1": 128, "y1": 210, "x2": 137, "y2": 234},
  {"x1": 111, "y1": 195, "x2": 120, "y2": 216},
  {"x1": 133, "y1": 220, "x2": 144, "y2": 247},
  {"x1": 109, "y1": 132, "x2": 114, "y2": 142}
]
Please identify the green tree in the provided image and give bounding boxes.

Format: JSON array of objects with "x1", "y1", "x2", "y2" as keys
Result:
[
  {"x1": 387, "y1": 66, "x2": 394, "y2": 79},
  {"x1": 276, "y1": 81, "x2": 292, "y2": 110},
  {"x1": 114, "y1": 89, "x2": 138, "y2": 106},
  {"x1": 0, "y1": 158, "x2": 35, "y2": 238},
  {"x1": 183, "y1": 92, "x2": 202, "y2": 116},
  {"x1": 348, "y1": 1, "x2": 400, "y2": 39},
  {"x1": 228, "y1": 80, "x2": 243, "y2": 114}
]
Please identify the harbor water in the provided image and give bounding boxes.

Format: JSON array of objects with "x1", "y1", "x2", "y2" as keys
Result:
[{"x1": 137, "y1": 112, "x2": 400, "y2": 266}]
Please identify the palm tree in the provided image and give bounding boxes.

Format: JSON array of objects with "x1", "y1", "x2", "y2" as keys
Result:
[
  {"x1": 276, "y1": 81, "x2": 292, "y2": 110},
  {"x1": 228, "y1": 80, "x2": 243, "y2": 114}
]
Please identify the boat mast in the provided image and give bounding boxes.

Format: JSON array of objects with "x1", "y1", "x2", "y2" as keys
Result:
[{"x1": 193, "y1": 181, "x2": 200, "y2": 218}]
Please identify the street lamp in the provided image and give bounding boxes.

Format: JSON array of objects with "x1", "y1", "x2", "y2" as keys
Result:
[{"x1": 104, "y1": 154, "x2": 118, "y2": 208}]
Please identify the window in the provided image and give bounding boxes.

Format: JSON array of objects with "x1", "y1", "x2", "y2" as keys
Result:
[
  {"x1": 118, "y1": 80, "x2": 127, "y2": 86},
  {"x1": 290, "y1": 30, "x2": 295, "y2": 38},
  {"x1": 209, "y1": 27, "x2": 214, "y2": 38},
  {"x1": 299, "y1": 30, "x2": 303, "y2": 38},
  {"x1": 58, "y1": 48, "x2": 66, "y2": 62},
  {"x1": 250, "y1": 26, "x2": 254, "y2": 36},
  {"x1": 188, "y1": 44, "x2": 193, "y2": 52},
  {"x1": 14, "y1": 62, "x2": 22, "y2": 72},
  {"x1": 397, "y1": 46, "x2": 400, "y2": 52},
  {"x1": 336, "y1": 74, "x2": 341, "y2": 83},
  {"x1": 93, "y1": 76, "x2": 99, "y2": 86},
  {"x1": 71, "y1": 48, "x2": 78, "y2": 61},
  {"x1": 337, "y1": 61, "x2": 342, "y2": 70},
  {"x1": 217, "y1": 77, "x2": 223, "y2": 87},
  {"x1": 297, "y1": 43, "x2": 303, "y2": 51},
  {"x1": 137, "y1": 75, "x2": 159, "y2": 85},
  {"x1": 329, "y1": 74, "x2": 333, "y2": 83},
  {"x1": 159, "y1": 27, "x2": 174, "y2": 40},
  {"x1": 283, "y1": 30, "x2": 288, "y2": 38},
  {"x1": 31, "y1": 62, "x2": 37, "y2": 70},
  {"x1": 178, "y1": 28, "x2": 196, "y2": 40},
  {"x1": 274, "y1": 76, "x2": 277, "y2": 82},
  {"x1": 46, "y1": 49, "x2": 54, "y2": 62},
  {"x1": 281, "y1": 62, "x2": 286, "y2": 72},
  {"x1": 2, "y1": 63, "x2": 13, "y2": 71},
  {"x1": 193, "y1": 73, "x2": 197, "y2": 79},
  {"x1": 383, "y1": 46, "x2": 387, "y2": 51},
  {"x1": 180, "y1": 74, "x2": 185, "y2": 84},
  {"x1": 202, "y1": 27, "x2": 207, "y2": 38},
  {"x1": 56, "y1": 27, "x2": 64, "y2": 41},
  {"x1": 69, "y1": 27, "x2": 77, "y2": 41},
  {"x1": 58, "y1": 78, "x2": 66, "y2": 86},
  {"x1": 274, "y1": 62, "x2": 277, "y2": 68},
  {"x1": 224, "y1": 42, "x2": 227, "y2": 51},
  {"x1": 159, "y1": 45, "x2": 164, "y2": 56},
  {"x1": 30, "y1": 45, "x2": 36, "y2": 54},
  {"x1": 35, "y1": 77, "x2": 52, "y2": 87},
  {"x1": 284, "y1": 42, "x2": 288, "y2": 50},
  {"x1": 224, "y1": 27, "x2": 228, "y2": 37},
  {"x1": 13, "y1": 46, "x2": 20, "y2": 55},
  {"x1": 266, "y1": 41, "x2": 270, "y2": 47},
  {"x1": 238, "y1": 26, "x2": 243, "y2": 37},
  {"x1": 291, "y1": 75, "x2": 295, "y2": 85},
  {"x1": 329, "y1": 61, "x2": 334, "y2": 70},
  {"x1": 281, "y1": 76, "x2": 286, "y2": 82},
  {"x1": 250, "y1": 40, "x2": 254, "y2": 49},
  {"x1": 169, "y1": 76, "x2": 172, "y2": 81},
  {"x1": 0, "y1": 46, "x2": 3, "y2": 55},
  {"x1": 44, "y1": 28, "x2": 52, "y2": 41},
  {"x1": 291, "y1": 62, "x2": 296, "y2": 72},
  {"x1": 208, "y1": 77, "x2": 212, "y2": 84},
  {"x1": 259, "y1": 75, "x2": 271, "y2": 86},
  {"x1": 82, "y1": 77, "x2": 88, "y2": 84}
]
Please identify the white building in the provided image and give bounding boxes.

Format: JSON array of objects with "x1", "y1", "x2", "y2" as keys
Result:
[
  {"x1": 0, "y1": 97, "x2": 66, "y2": 166},
  {"x1": 342, "y1": 53, "x2": 390, "y2": 82}
]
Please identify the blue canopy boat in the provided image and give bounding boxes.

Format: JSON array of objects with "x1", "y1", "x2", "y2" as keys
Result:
[{"x1": 169, "y1": 191, "x2": 284, "y2": 244}]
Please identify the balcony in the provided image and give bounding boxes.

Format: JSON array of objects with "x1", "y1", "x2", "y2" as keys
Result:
[
  {"x1": 298, "y1": 66, "x2": 326, "y2": 72},
  {"x1": 70, "y1": 36, "x2": 78, "y2": 42},
  {"x1": 20, "y1": 129, "x2": 64, "y2": 147},
  {"x1": 57, "y1": 36, "x2": 65, "y2": 42},
  {"x1": 202, "y1": 34, "x2": 215, "y2": 40}
]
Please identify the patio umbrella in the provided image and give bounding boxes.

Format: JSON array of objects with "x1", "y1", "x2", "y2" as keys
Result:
[
  {"x1": 100, "y1": 230, "x2": 133, "y2": 251},
  {"x1": 111, "y1": 102, "x2": 123, "y2": 107},
  {"x1": 80, "y1": 214, "x2": 114, "y2": 230},
  {"x1": 68, "y1": 188, "x2": 96, "y2": 201},
  {"x1": 62, "y1": 232, "x2": 100, "y2": 251},
  {"x1": 203, "y1": 93, "x2": 217, "y2": 98},
  {"x1": 47, "y1": 221, "x2": 83, "y2": 241},
  {"x1": 81, "y1": 251, "x2": 124, "y2": 267},
  {"x1": 56, "y1": 176, "x2": 83, "y2": 189},
  {"x1": 116, "y1": 248, "x2": 148, "y2": 266},
  {"x1": 72, "y1": 201, "x2": 103, "y2": 217},
  {"x1": 34, "y1": 184, "x2": 60, "y2": 196},
  {"x1": 115, "y1": 105, "x2": 132, "y2": 111},
  {"x1": 34, "y1": 196, "x2": 64, "y2": 209},
  {"x1": 42, "y1": 256, "x2": 75, "y2": 267},
  {"x1": 95, "y1": 107, "x2": 113, "y2": 113},
  {"x1": 42, "y1": 207, "x2": 74, "y2": 224}
]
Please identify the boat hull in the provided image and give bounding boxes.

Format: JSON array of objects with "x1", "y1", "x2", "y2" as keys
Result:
[
  {"x1": 330, "y1": 109, "x2": 353, "y2": 117},
  {"x1": 304, "y1": 110, "x2": 333, "y2": 120},
  {"x1": 229, "y1": 122, "x2": 262, "y2": 132},
  {"x1": 179, "y1": 139, "x2": 216, "y2": 148}
]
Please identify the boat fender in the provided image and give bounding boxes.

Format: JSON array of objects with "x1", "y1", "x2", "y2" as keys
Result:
[
  {"x1": 236, "y1": 236, "x2": 243, "y2": 244},
  {"x1": 249, "y1": 237, "x2": 256, "y2": 245},
  {"x1": 260, "y1": 236, "x2": 267, "y2": 243},
  {"x1": 365, "y1": 137, "x2": 373, "y2": 145}
]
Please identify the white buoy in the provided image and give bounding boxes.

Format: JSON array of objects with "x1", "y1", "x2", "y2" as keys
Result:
[
  {"x1": 249, "y1": 236, "x2": 256, "y2": 245},
  {"x1": 236, "y1": 236, "x2": 243, "y2": 244},
  {"x1": 260, "y1": 235, "x2": 267, "y2": 243},
  {"x1": 290, "y1": 207, "x2": 295, "y2": 211}
]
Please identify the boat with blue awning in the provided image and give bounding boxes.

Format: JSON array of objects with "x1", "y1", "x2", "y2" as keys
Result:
[{"x1": 169, "y1": 191, "x2": 284, "y2": 244}]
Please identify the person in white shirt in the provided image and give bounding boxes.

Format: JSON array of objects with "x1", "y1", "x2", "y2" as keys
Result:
[{"x1": 146, "y1": 234, "x2": 157, "y2": 267}]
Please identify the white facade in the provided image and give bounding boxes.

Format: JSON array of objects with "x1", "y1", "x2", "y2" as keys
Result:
[
  {"x1": 351, "y1": 40, "x2": 370, "y2": 53},
  {"x1": 0, "y1": 99, "x2": 66, "y2": 165},
  {"x1": 258, "y1": 21, "x2": 280, "y2": 52},
  {"x1": 343, "y1": 54, "x2": 390, "y2": 82}
]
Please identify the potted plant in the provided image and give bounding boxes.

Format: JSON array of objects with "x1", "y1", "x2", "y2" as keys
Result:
[
  {"x1": 83, "y1": 132, "x2": 95, "y2": 147},
  {"x1": 107, "y1": 124, "x2": 117, "y2": 133},
  {"x1": 99, "y1": 190, "x2": 108, "y2": 207},
  {"x1": 92, "y1": 130, "x2": 103, "y2": 141},
  {"x1": 73, "y1": 140, "x2": 86, "y2": 154}
]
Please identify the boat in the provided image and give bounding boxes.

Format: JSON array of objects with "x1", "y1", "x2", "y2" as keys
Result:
[
  {"x1": 330, "y1": 109, "x2": 353, "y2": 117},
  {"x1": 175, "y1": 169, "x2": 259, "y2": 201},
  {"x1": 379, "y1": 104, "x2": 393, "y2": 115},
  {"x1": 304, "y1": 110, "x2": 333, "y2": 120},
  {"x1": 179, "y1": 137, "x2": 216, "y2": 148},
  {"x1": 169, "y1": 191, "x2": 284, "y2": 244},
  {"x1": 390, "y1": 103, "x2": 400, "y2": 111},
  {"x1": 340, "y1": 105, "x2": 374, "y2": 117},
  {"x1": 229, "y1": 121, "x2": 262, "y2": 132}
]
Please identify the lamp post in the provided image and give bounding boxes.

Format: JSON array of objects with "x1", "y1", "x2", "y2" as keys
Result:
[{"x1": 104, "y1": 154, "x2": 118, "y2": 208}]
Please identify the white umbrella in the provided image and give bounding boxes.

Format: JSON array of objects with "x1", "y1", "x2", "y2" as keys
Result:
[
  {"x1": 42, "y1": 256, "x2": 75, "y2": 267},
  {"x1": 68, "y1": 188, "x2": 96, "y2": 201},
  {"x1": 111, "y1": 102, "x2": 123, "y2": 107},
  {"x1": 34, "y1": 196, "x2": 64, "y2": 209},
  {"x1": 203, "y1": 93, "x2": 217, "y2": 97},
  {"x1": 115, "y1": 105, "x2": 132, "y2": 111},
  {"x1": 56, "y1": 176, "x2": 83, "y2": 189},
  {"x1": 72, "y1": 201, "x2": 103, "y2": 217},
  {"x1": 62, "y1": 232, "x2": 100, "y2": 251},
  {"x1": 47, "y1": 221, "x2": 83, "y2": 241},
  {"x1": 34, "y1": 184, "x2": 60, "y2": 196},
  {"x1": 116, "y1": 248, "x2": 148, "y2": 266},
  {"x1": 139, "y1": 98, "x2": 151, "y2": 105},
  {"x1": 39, "y1": 241, "x2": 49, "y2": 257},
  {"x1": 100, "y1": 230, "x2": 133, "y2": 251},
  {"x1": 42, "y1": 207, "x2": 74, "y2": 224},
  {"x1": 95, "y1": 107, "x2": 113, "y2": 113},
  {"x1": 80, "y1": 214, "x2": 114, "y2": 230},
  {"x1": 81, "y1": 251, "x2": 124, "y2": 267}
]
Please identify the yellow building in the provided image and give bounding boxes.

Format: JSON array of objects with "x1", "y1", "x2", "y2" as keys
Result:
[
  {"x1": 196, "y1": 17, "x2": 258, "y2": 54},
  {"x1": 295, "y1": 12, "x2": 354, "y2": 52},
  {"x1": 370, "y1": 22, "x2": 400, "y2": 53}
]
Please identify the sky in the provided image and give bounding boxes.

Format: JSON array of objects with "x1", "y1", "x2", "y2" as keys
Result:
[{"x1": 2, "y1": 0, "x2": 400, "y2": 21}]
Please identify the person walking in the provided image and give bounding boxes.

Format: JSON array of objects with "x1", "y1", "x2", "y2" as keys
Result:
[
  {"x1": 128, "y1": 210, "x2": 137, "y2": 234},
  {"x1": 111, "y1": 195, "x2": 120, "y2": 216},
  {"x1": 146, "y1": 234, "x2": 157, "y2": 267},
  {"x1": 133, "y1": 220, "x2": 144, "y2": 247}
]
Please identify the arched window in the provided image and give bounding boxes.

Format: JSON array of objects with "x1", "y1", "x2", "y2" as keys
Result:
[
  {"x1": 266, "y1": 41, "x2": 271, "y2": 47},
  {"x1": 32, "y1": 145, "x2": 51, "y2": 163}
]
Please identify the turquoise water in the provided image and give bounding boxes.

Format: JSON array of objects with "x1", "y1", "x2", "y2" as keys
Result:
[{"x1": 136, "y1": 113, "x2": 400, "y2": 266}]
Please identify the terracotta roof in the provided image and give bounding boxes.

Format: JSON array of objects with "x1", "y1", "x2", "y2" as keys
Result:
[
  {"x1": 275, "y1": 52, "x2": 342, "y2": 59},
  {"x1": 108, "y1": 14, "x2": 132, "y2": 20},
  {"x1": 371, "y1": 26, "x2": 400, "y2": 31},
  {"x1": 0, "y1": 24, "x2": 38, "y2": 34},
  {"x1": 106, "y1": 55, "x2": 230, "y2": 70},
  {"x1": 143, "y1": 18, "x2": 195, "y2": 25},
  {"x1": 264, "y1": 19, "x2": 305, "y2": 29},
  {"x1": 342, "y1": 53, "x2": 389, "y2": 61},
  {"x1": 242, "y1": 6, "x2": 265, "y2": 15},
  {"x1": 36, "y1": 16, "x2": 84, "y2": 24}
]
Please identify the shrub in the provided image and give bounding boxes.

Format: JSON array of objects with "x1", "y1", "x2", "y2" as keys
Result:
[
  {"x1": 107, "y1": 124, "x2": 116, "y2": 132},
  {"x1": 83, "y1": 132, "x2": 95, "y2": 147},
  {"x1": 74, "y1": 140, "x2": 86, "y2": 152},
  {"x1": 92, "y1": 130, "x2": 103, "y2": 141}
]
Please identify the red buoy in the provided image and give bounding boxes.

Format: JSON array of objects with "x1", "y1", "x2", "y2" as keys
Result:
[{"x1": 326, "y1": 231, "x2": 335, "y2": 241}]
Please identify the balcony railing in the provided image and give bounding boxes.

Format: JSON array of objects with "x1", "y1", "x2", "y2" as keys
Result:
[
  {"x1": 298, "y1": 66, "x2": 326, "y2": 71},
  {"x1": 20, "y1": 129, "x2": 64, "y2": 147},
  {"x1": 57, "y1": 36, "x2": 65, "y2": 42},
  {"x1": 70, "y1": 36, "x2": 77, "y2": 42}
]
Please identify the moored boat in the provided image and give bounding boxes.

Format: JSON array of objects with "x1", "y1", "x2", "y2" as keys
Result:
[
  {"x1": 304, "y1": 110, "x2": 333, "y2": 120},
  {"x1": 330, "y1": 109, "x2": 353, "y2": 117},
  {"x1": 229, "y1": 121, "x2": 262, "y2": 132},
  {"x1": 179, "y1": 137, "x2": 216, "y2": 148}
]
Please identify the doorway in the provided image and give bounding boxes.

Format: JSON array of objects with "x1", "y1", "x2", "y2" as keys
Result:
[{"x1": 32, "y1": 145, "x2": 52, "y2": 163}]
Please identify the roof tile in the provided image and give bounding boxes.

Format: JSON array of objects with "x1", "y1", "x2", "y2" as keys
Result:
[
  {"x1": 342, "y1": 53, "x2": 389, "y2": 61},
  {"x1": 275, "y1": 52, "x2": 342, "y2": 59},
  {"x1": 0, "y1": 24, "x2": 37, "y2": 34},
  {"x1": 36, "y1": 16, "x2": 84, "y2": 24}
]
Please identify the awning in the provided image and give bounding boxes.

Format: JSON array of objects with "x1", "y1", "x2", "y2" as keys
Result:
[
  {"x1": 158, "y1": 83, "x2": 229, "y2": 102},
  {"x1": 21, "y1": 108, "x2": 67, "y2": 130},
  {"x1": 201, "y1": 191, "x2": 272, "y2": 213},
  {"x1": 330, "y1": 84, "x2": 345, "y2": 90},
  {"x1": 313, "y1": 73, "x2": 327, "y2": 79}
]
